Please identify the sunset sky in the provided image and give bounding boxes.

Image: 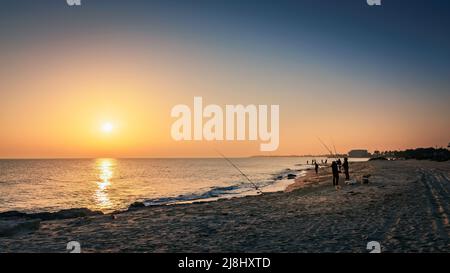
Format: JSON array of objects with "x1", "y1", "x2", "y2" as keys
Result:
[{"x1": 1, "y1": 0, "x2": 449, "y2": 158}]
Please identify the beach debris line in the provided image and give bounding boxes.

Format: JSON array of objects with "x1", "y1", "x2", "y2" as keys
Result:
[
  {"x1": 0, "y1": 208, "x2": 103, "y2": 221},
  {"x1": 215, "y1": 149, "x2": 263, "y2": 195}
]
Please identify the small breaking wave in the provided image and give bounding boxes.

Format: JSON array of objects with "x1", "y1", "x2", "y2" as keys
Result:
[
  {"x1": 139, "y1": 168, "x2": 305, "y2": 207},
  {"x1": 142, "y1": 185, "x2": 243, "y2": 206}
]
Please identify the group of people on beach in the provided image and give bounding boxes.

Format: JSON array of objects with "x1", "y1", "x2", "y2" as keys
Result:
[
  {"x1": 308, "y1": 157, "x2": 350, "y2": 190},
  {"x1": 331, "y1": 158, "x2": 350, "y2": 189},
  {"x1": 307, "y1": 159, "x2": 326, "y2": 174}
]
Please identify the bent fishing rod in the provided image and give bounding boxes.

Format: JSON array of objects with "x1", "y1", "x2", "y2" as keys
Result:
[
  {"x1": 317, "y1": 137, "x2": 339, "y2": 160},
  {"x1": 215, "y1": 149, "x2": 262, "y2": 195},
  {"x1": 331, "y1": 138, "x2": 339, "y2": 158},
  {"x1": 331, "y1": 140, "x2": 337, "y2": 156}
]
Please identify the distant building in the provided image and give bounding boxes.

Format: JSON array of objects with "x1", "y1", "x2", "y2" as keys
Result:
[{"x1": 348, "y1": 149, "x2": 371, "y2": 158}]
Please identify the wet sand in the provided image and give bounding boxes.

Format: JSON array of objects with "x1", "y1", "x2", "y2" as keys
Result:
[{"x1": 0, "y1": 160, "x2": 449, "y2": 253}]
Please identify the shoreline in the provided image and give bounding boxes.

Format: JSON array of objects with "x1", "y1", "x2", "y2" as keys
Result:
[
  {"x1": 0, "y1": 165, "x2": 309, "y2": 218},
  {"x1": 1, "y1": 160, "x2": 449, "y2": 252},
  {"x1": 286, "y1": 161, "x2": 375, "y2": 192}
]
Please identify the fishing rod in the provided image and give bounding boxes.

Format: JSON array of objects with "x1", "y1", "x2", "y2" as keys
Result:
[
  {"x1": 317, "y1": 137, "x2": 334, "y2": 157},
  {"x1": 331, "y1": 138, "x2": 339, "y2": 158},
  {"x1": 317, "y1": 137, "x2": 338, "y2": 160},
  {"x1": 215, "y1": 149, "x2": 262, "y2": 194}
]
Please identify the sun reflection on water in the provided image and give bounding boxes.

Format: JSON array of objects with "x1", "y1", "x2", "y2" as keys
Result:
[{"x1": 94, "y1": 158, "x2": 115, "y2": 209}]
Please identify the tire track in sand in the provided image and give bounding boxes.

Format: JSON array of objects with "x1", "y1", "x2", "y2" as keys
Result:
[{"x1": 420, "y1": 168, "x2": 449, "y2": 244}]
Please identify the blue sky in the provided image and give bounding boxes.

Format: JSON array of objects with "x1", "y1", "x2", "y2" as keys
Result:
[{"x1": 2, "y1": 0, "x2": 449, "y2": 91}]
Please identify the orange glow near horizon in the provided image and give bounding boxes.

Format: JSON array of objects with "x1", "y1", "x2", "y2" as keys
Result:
[{"x1": 0, "y1": 35, "x2": 449, "y2": 159}]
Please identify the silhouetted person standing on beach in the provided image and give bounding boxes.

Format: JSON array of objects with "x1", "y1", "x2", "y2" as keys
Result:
[
  {"x1": 315, "y1": 162, "x2": 319, "y2": 174},
  {"x1": 343, "y1": 157, "x2": 350, "y2": 180},
  {"x1": 337, "y1": 158, "x2": 342, "y2": 172},
  {"x1": 331, "y1": 161, "x2": 339, "y2": 189}
]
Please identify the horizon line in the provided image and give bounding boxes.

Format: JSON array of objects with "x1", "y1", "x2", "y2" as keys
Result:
[{"x1": 0, "y1": 155, "x2": 335, "y2": 160}]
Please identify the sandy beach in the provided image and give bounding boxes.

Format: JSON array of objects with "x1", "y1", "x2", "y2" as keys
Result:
[{"x1": 0, "y1": 160, "x2": 449, "y2": 253}]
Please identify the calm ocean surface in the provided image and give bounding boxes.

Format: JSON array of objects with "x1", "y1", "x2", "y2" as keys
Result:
[{"x1": 0, "y1": 157, "x2": 365, "y2": 213}]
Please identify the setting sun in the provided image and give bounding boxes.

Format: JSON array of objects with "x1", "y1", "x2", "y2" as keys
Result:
[{"x1": 101, "y1": 122, "x2": 114, "y2": 133}]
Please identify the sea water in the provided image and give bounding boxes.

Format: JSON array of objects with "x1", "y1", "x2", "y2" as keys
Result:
[{"x1": 0, "y1": 157, "x2": 361, "y2": 213}]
